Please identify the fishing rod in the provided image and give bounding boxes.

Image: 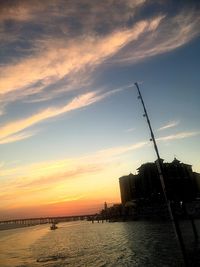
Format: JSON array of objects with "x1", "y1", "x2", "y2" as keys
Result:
[{"x1": 135, "y1": 82, "x2": 189, "y2": 266}]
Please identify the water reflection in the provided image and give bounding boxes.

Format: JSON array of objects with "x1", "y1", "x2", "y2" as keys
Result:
[
  {"x1": 0, "y1": 220, "x2": 190, "y2": 266},
  {"x1": 0, "y1": 225, "x2": 49, "y2": 266}
]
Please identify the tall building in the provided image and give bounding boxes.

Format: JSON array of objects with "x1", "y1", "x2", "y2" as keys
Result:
[
  {"x1": 119, "y1": 158, "x2": 199, "y2": 206},
  {"x1": 119, "y1": 173, "x2": 137, "y2": 205}
]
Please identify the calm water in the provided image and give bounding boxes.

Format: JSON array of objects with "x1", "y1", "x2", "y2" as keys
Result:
[{"x1": 0, "y1": 220, "x2": 196, "y2": 266}]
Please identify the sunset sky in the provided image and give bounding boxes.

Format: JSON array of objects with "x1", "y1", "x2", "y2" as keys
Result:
[{"x1": 1, "y1": 0, "x2": 200, "y2": 220}]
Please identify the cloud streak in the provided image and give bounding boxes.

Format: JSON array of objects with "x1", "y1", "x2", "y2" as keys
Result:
[
  {"x1": 158, "y1": 120, "x2": 180, "y2": 131},
  {"x1": 1, "y1": 130, "x2": 198, "y2": 180},
  {"x1": 1, "y1": 92, "x2": 96, "y2": 139},
  {"x1": 0, "y1": 91, "x2": 98, "y2": 142},
  {"x1": 0, "y1": 1, "x2": 199, "y2": 134},
  {"x1": 112, "y1": 10, "x2": 200, "y2": 64},
  {"x1": 0, "y1": 132, "x2": 34, "y2": 145},
  {"x1": 156, "y1": 131, "x2": 200, "y2": 142},
  {"x1": 1, "y1": 3, "x2": 199, "y2": 107},
  {"x1": 0, "y1": 17, "x2": 158, "y2": 102},
  {"x1": 0, "y1": 85, "x2": 131, "y2": 144},
  {"x1": 0, "y1": 129, "x2": 199, "y2": 211}
]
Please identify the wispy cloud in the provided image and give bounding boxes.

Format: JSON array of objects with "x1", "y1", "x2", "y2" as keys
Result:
[
  {"x1": 0, "y1": 130, "x2": 198, "y2": 180},
  {"x1": 0, "y1": 132, "x2": 34, "y2": 145},
  {"x1": 97, "y1": 141, "x2": 149, "y2": 158},
  {"x1": 0, "y1": 91, "x2": 98, "y2": 142},
  {"x1": 158, "y1": 120, "x2": 180, "y2": 131},
  {"x1": 0, "y1": 144, "x2": 144, "y2": 210},
  {"x1": 0, "y1": 158, "x2": 107, "y2": 209},
  {"x1": 0, "y1": 140, "x2": 146, "y2": 181},
  {"x1": 125, "y1": 128, "x2": 135, "y2": 133},
  {"x1": 0, "y1": 129, "x2": 199, "y2": 210},
  {"x1": 0, "y1": 1, "x2": 199, "y2": 120},
  {"x1": 113, "y1": 10, "x2": 200, "y2": 63},
  {"x1": 46, "y1": 195, "x2": 85, "y2": 205},
  {"x1": 0, "y1": 85, "x2": 130, "y2": 144},
  {"x1": 0, "y1": 17, "x2": 158, "y2": 103},
  {"x1": 1, "y1": 2, "x2": 197, "y2": 122},
  {"x1": 5, "y1": 130, "x2": 199, "y2": 179},
  {"x1": 157, "y1": 131, "x2": 200, "y2": 142}
]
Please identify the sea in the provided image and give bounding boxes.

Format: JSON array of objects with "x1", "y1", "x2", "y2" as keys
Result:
[{"x1": 0, "y1": 220, "x2": 200, "y2": 267}]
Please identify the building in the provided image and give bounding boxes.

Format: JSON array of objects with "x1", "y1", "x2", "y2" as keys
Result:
[
  {"x1": 119, "y1": 158, "x2": 200, "y2": 206},
  {"x1": 119, "y1": 173, "x2": 137, "y2": 205}
]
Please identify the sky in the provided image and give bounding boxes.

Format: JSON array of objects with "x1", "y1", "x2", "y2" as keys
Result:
[{"x1": 0, "y1": 0, "x2": 200, "y2": 220}]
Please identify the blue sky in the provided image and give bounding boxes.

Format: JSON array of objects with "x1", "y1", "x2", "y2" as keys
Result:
[{"x1": 0, "y1": 0, "x2": 200, "y2": 219}]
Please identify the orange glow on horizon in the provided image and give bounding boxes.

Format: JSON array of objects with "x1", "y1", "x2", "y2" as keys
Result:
[{"x1": 0, "y1": 195, "x2": 121, "y2": 221}]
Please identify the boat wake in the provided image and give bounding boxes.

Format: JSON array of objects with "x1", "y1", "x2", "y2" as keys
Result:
[{"x1": 37, "y1": 254, "x2": 66, "y2": 263}]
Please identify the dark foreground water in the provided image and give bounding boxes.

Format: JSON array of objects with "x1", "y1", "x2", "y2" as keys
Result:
[{"x1": 0, "y1": 220, "x2": 200, "y2": 267}]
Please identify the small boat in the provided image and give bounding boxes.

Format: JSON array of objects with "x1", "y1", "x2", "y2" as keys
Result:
[{"x1": 50, "y1": 223, "x2": 58, "y2": 230}]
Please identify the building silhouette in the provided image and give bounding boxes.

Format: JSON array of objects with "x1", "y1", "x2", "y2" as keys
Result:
[{"x1": 119, "y1": 158, "x2": 200, "y2": 207}]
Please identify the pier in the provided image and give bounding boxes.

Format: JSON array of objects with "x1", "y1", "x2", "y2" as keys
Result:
[{"x1": 0, "y1": 214, "x2": 97, "y2": 230}]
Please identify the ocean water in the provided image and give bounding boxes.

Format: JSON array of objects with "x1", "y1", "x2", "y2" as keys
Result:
[{"x1": 0, "y1": 220, "x2": 197, "y2": 267}]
